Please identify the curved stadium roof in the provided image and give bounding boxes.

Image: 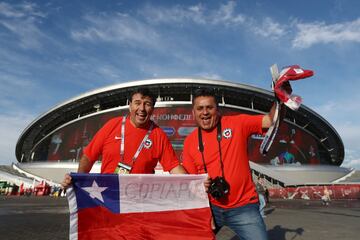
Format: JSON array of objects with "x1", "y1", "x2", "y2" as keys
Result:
[{"x1": 16, "y1": 78, "x2": 344, "y2": 166}]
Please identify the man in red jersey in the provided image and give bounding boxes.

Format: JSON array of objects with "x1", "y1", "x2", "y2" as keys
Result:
[
  {"x1": 182, "y1": 88, "x2": 279, "y2": 240},
  {"x1": 62, "y1": 88, "x2": 186, "y2": 188}
]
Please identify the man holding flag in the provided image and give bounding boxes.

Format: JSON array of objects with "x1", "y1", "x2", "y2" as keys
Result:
[
  {"x1": 62, "y1": 88, "x2": 215, "y2": 239},
  {"x1": 61, "y1": 87, "x2": 187, "y2": 186}
]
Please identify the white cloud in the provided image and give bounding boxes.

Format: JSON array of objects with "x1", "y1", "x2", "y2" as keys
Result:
[
  {"x1": 292, "y1": 18, "x2": 360, "y2": 48},
  {"x1": 95, "y1": 65, "x2": 122, "y2": 82},
  {"x1": 71, "y1": 13, "x2": 160, "y2": 48},
  {"x1": 141, "y1": 3, "x2": 207, "y2": 25},
  {"x1": 313, "y1": 100, "x2": 360, "y2": 170},
  {"x1": 0, "y1": 2, "x2": 46, "y2": 18},
  {"x1": 251, "y1": 17, "x2": 286, "y2": 39},
  {"x1": 314, "y1": 99, "x2": 360, "y2": 124},
  {"x1": 141, "y1": 1, "x2": 245, "y2": 26},
  {"x1": 341, "y1": 159, "x2": 360, "y2": 170},
  {"x1": 0, "y1": 72, "x2": 34, "y2": 89},
  {"x1": 341, "y1": 149, "x2": 360, "y2": 170},
  {"x1": 0, "y1": 72, "x2": 38, "y2": 112},
  {"x1": 141, "y1": 1, "x2": 289, "y2": 41},
  {"x1": 211, "y1": 1, "x2": 245, "y2": 25},
  {"x1": 0, "y1": 2, "x2": 25, "y2": 17},
  {"x1": 314, "y1": 101, "x2": 337, "y2": 115},
  {"x1": 336, "y1": 124, "x2": 360, "y2": 150},
  {"x1": 0, "y1": 2, "x2": 47, "y2": 49},
  {"x1": 0, "y1": 113, "x2": 35, "y2": 165},
  {"x1": 71, "y1": 1, "x2": 288, "y2": 53},
  {"x1": 70, "y1": 8, "x2": 224, "y2": 75},
  {"x1": 314, "y1": 98, "x2": 360, "y2": 146}
]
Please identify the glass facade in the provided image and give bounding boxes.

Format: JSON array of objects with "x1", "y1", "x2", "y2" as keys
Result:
[{"x1": 31, "y1": 105, "x2": 323, "y2": 166}]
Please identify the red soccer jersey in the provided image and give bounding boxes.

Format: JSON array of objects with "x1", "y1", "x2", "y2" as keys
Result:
[
  {"x1": 83, "y1": 116, "x2": 180, "y2": 174},
  {"x1": 182, "y1": 114, "x2": 264, "y2": 208}
]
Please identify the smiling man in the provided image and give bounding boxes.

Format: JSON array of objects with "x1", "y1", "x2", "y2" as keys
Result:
[
  {"x1": 62, "y1": 88, "x2": 186, "y2": 188},
  {"x1": 182, "y1": 88, "x2": 278, "y2": 240}
]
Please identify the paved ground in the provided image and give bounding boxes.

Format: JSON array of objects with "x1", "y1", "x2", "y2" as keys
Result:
[{"x1": 0, "y1": 196, "x2": 359, "y2": 240}]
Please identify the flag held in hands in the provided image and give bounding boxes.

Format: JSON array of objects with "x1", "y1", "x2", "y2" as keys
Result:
[{"x1": 67, "y1": 173, "x2": 215, "y2": 240}]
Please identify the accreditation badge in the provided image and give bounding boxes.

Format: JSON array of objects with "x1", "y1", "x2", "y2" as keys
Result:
[{"x1": 115, "y1": 162, "x2": 131, "y2": 175}]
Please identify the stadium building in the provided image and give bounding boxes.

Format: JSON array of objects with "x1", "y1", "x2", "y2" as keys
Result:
[{"x1": 15, "y1": 79, "x2": 354, "y2": 185}]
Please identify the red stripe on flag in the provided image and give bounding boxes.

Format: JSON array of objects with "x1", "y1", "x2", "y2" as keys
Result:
[{"x1": 78, "y1": 206, "x2": 215, "y2": 240}]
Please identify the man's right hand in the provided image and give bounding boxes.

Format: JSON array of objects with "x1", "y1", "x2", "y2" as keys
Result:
[
  {"x1": 204, "y1": 175, "x2": 211, "y2": 193},
  {"x1": 61, "y1": 173, "x2": 72, "y2": 189}
]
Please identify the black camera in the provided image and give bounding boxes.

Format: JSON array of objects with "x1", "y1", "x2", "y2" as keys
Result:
[{"x1": 208, "y1": 176, "x2": 229, "y2": 199}]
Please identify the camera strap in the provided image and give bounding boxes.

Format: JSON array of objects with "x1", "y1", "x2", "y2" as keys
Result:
[{"x1": 198, "y1": 120, "x2": 225, "y2": 178}]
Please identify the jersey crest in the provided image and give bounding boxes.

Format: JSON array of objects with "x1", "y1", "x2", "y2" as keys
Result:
[
  {"x1": 144, "y1": 139, "x2": 153, "y2": 149},
  {"x1": 223, "y1": 128, "x2": 232, "y2": 139}
]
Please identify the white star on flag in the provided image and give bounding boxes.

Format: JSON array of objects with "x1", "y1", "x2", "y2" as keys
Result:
[{"x1": 82, "y1": 180, "x2": 108, "y2": 203}]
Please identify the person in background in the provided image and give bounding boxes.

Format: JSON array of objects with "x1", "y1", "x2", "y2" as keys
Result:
[
  {"x1": 265, "y1": 185, "x2": 270, "y2": 204},
  {"x1": 256, "y1": 176, "x2": 267, "y2": 218},
  {"x1": 321, "y1": 187, "x2": 331, "y2": 206}
]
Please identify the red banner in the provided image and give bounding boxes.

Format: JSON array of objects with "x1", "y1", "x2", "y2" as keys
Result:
[{"x1": 269, "y1": 184, "x2": 360, "y2": 200}]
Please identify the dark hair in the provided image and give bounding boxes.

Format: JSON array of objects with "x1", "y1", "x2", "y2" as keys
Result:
[
  {"x1": 128, "y1": 88, "x2": 157, "y2": 106},
  {"x1": 192, "y1": 88, "x2": 219, "y2": 106}
]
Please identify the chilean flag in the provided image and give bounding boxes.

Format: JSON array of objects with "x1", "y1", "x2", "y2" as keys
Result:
[{"x1": 67, "y1": 173, "x2": 215, "y2": 240}]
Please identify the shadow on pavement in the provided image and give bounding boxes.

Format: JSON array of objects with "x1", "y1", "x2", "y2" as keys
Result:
[
  {"x1": 265, "y1": 207, "x2": 275, "y2": 215},
  {"x1": 267, "y1": 225, "x2": 304, "y2": 240}
]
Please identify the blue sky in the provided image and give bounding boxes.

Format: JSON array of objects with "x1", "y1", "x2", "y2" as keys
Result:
[{"x1": 0, "y1": 0, "x2": 360, "y2": 169}]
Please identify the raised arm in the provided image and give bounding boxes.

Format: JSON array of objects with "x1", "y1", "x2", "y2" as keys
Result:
[
  {"x1": 262, "y1": 80, "x2": 292, "y2": 129},
  {"x1": 262, "y1": 102, "x2": 278, "y2": 129}
]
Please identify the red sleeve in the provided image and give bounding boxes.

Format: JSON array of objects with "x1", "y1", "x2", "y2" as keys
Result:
[
  {"x1": 181, "y1": 134, "x2": 198, "y2": 174},
  {"x1": 83, "y1": 118, "x2": 118, "y2": 164},
  {"x1": 233, "y1": 114, "x2": 264, "y2": 137},
  {"x1": 157, "y1": 129, "x2": 180, "y2": 172}
]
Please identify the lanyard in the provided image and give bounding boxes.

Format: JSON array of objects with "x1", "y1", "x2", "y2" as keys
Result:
[
  {"x1": 198, "y1": 120, "x2": 225, "y2": 178},
  {"x1": 119, "y1": 115, "x2": 154, "y2": 169}
]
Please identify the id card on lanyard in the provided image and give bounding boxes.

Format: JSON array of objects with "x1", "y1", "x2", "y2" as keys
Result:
[{"x1": 114, "y1": 115, "x2": 154, "y2": 174}]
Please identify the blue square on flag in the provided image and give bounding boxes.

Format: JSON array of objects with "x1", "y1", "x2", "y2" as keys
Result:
[{"x1": 71, "y1": 173, "x2": 120, "y2": 213}]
